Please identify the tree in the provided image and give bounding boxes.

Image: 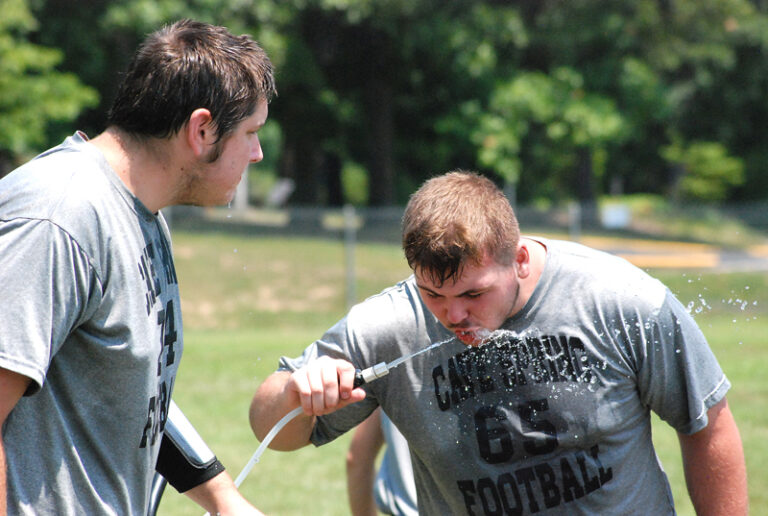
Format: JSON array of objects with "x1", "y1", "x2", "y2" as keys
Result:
[
  {"x1": 469, "y1": 0, "x2": 766, "y2": 207},
  {"x1": 527, "y1": 0, "x2": 763, "y2": 200},
  {"x1": 0, "y1": 0, "x2": 97, "y2": 176},
  {"x1": 269, "y1": 0, "x2": 529, "y2": 205},
  {"x1": 662, "y1": 140, "x2": 744, "y2": 201},
  {"x1": 27, "y1": 0, "x2": 768, "y2": 205},
  {"x1": 474, "y1": 68, "x2": 627, "y2": 224}
]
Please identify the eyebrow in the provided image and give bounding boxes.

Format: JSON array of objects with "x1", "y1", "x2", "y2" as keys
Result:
[
  {"x1": 415, "y1": 282, "x2": 435, "y2": 293},
  {"x1": 416, "y1": 283, "x2": 485, "y2": 298}
]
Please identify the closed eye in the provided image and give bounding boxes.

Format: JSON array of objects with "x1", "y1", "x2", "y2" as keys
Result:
[{"x1": 417, "y1": 285, "x2": 441, "y2": 299}]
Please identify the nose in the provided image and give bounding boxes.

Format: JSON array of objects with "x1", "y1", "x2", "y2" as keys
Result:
[
  {"x1": 445, "y1": 299, "x2": 469, "y2": 326},
  {"x1": 250, "y1": 138, "x2": 263, "y2": 163}
]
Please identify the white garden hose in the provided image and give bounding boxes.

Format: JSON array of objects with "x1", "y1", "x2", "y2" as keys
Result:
[
  {"x1": 230, "y1": 361, "x2": 391, "y2": 490},
  {"x1": 234, "y1": 406, "x2": 304, "y2": 487},
  {"x1": 202, "y1": 406, "x2": 304, "y2": 516}
]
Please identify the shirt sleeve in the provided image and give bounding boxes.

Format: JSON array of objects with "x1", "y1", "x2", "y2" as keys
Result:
[
  {"x1": 0, "y1": 218, "x2": 100, "y2": 393},
  {"x1": 635, "y1": 289, "x2": 730, "y2": 434}
]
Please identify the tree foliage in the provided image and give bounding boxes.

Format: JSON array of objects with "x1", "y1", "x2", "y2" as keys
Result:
[
  {"x1": 662, "y1": 140, "x2": 745, "y2": 201},
  {"x1": 0, "y1": 0, "x2": 97, "y2": 173},
  {"x1": 13, "y1": 0, "x2": 768, "y2": 205},
  {"x1": 475, "y1": 68, "x2": 627, "y2": 201}
]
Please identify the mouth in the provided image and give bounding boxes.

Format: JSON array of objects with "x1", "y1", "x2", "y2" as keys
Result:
[{"x1": 453, "y1": 328, "x2": 491, "y2": 347}]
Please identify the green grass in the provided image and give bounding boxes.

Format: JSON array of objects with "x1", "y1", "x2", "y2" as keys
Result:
[{"x1": 158, "y1": 231, "x2": 767, "y2": 515}]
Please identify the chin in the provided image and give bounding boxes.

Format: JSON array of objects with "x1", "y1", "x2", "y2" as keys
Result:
[{"x1": 210, "y1": 191, "x2": 236, "y2": 207}]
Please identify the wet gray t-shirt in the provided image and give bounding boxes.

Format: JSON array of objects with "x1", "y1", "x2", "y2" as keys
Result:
[
  {"x1": 0, "y1": 133, "x2": 182, "y2": 515},
  {"x1": 280, "y1": 238, "x2": 729, "y2": 515}
]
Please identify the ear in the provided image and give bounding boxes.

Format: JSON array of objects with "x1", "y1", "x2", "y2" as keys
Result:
[
  {"x1": 185, "y1": 108, "x2": 216, "y2": 158},
  {"x1": 514, "y1": 243, "x2": 531, "y2": 279}
]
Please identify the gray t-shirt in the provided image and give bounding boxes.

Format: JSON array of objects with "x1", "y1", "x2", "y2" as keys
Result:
[
  {"x1": 280, "y1": 238, "x2": 729, "y2": 515},
  {"x1": 0, "y1": 133, "x2": 182, "y2": 515}
]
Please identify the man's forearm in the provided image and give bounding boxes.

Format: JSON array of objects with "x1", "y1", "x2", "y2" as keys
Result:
[
  {"x1": 249, "y1": 371, "x2": 314, "y2": 450},
  {"x1": 184, "y1": 471, "x2": 263, "y2": 515},
  {"x1": 679, "y1": 400, "x2": 748, "y2": 515}
]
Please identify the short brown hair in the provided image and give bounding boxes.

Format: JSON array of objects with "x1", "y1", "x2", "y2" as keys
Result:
[
  {"x1": 402, "y1": 171, "x2": 520, "y2": 286},
  {"x1": 108, "y1": 19, "x2": 276, "y2": 142}
]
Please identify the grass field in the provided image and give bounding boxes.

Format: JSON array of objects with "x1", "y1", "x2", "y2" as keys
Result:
[{"x1": 157, "y1": 231, "x2": 767, "y2": 515}]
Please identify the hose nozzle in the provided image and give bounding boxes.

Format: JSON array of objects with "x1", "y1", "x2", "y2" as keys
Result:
[{"x1": 353, "y1": 361, "x2": 390, "y2": 387}]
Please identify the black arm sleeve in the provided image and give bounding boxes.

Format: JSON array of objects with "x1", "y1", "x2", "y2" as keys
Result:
[
  {"x1": 155, "y1": 400, "x2": 226, "y2": 493},
  {"x1": 156, "y1": 432, "x2": 226, "y2": 493}
]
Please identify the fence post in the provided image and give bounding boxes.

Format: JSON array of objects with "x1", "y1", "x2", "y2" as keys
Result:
[
  {"x1": 569, "y1": 202, "x2": 581, "y2": 242},
  {"x1": 344, "y1": 204, "x2": 357, "y2": 310}
]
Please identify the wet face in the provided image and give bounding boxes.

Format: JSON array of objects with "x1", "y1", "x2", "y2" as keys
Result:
[
  {"x1": 415, "y1": 253, "x2": 522, "y2": 347},
  {"x1": 181, "y1": 98, "x2": 268, "y2": 206}
]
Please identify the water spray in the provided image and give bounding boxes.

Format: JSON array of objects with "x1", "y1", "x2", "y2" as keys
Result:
[
  {"x1": 351, "y1": 334, "x2": 464, "y2": 387},
  {"x1": 353, "y1": 328, "x2": 496, "y2": 387}
]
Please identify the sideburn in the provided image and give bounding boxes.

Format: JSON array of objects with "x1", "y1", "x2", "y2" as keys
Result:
[{"x1": 205, "y1": 139, "x2": 225, "y2": 163}]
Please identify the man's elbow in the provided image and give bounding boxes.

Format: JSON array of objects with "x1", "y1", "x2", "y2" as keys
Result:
[
  {"x1": 248, "y1": 392, "x2": 312, "y2": 451},
  {"x1": 248, "y1": 372, "x2": 290, "y2": 440},
  {"x1": 248, "y1": 396, "x2": 268, "y2": 441}
]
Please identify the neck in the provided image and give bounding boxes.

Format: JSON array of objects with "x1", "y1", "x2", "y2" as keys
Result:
[{"x1": 89, "y1": 128, "x2": 176, "y2": 213}]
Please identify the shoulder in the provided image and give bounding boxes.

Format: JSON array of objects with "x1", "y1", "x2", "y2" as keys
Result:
[
  {"x1": 1, "y1": 138, "x2": 110, "y2": 223},
  {"x1": 350, "y1": 276, "x2": 421, "y2": 317},
  {"x1": 342, "y1": 276, "x2": 428, "y2": 336},
  {"x1": 1, "y1": 144, "x2": 140, "y2": 283},
  {"x1": 544, "y1": 238, "x2": 668, "y2": 309}
]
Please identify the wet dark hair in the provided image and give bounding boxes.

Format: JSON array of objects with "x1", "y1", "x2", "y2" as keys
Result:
[
  {"x1": 402, "y1": 171, "x2": 520, "y2": 286},
  {"x1": 107, "y1": 19, "x2": 276, "y2": 142}
]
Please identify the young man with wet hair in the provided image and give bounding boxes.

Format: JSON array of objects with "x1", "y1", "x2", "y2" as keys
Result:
[
  {"x1": 251, "y1": 171, "x2": 747, "y2": 515},
  {"x1": 0, "y1": 19, "x2": 275, "y2": 515}
]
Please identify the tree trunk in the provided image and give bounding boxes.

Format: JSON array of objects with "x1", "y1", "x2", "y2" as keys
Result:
[
  {"x1": 323, "y1": 152, "x2": 343, "y2": 207},
  {"x1": 0, "y1": 151, "x2": 13, "y2": 179},
  {"x1": 365, "y1": 80, "x2": 396, "y2": 206},
  {"x1": 575, "y1": 147, "x2": 599, "y2": 228},
  {"x1": 279, "y1": 134, "x2": 324, "y2": 205}
]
